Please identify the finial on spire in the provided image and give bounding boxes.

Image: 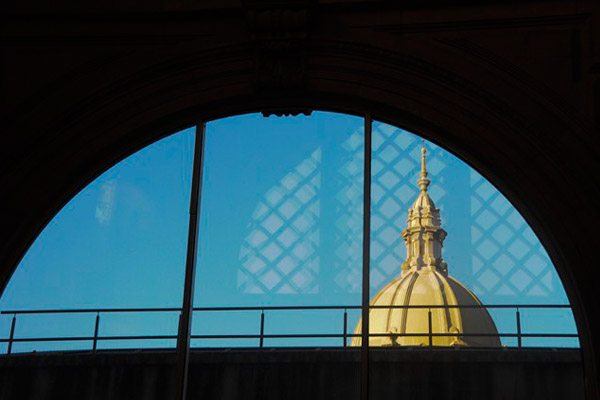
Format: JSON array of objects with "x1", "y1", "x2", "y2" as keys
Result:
[
  {"x1": 420, "y1": 144, "x2": 427, "y2": 178},
  {"x1": 418, "y1": 142, "x2": 430, "y2": 191}
]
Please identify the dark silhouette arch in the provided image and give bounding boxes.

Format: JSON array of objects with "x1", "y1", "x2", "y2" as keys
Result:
[{"x1": 1, "y1": 4, "x2": 598, "y2": 397}]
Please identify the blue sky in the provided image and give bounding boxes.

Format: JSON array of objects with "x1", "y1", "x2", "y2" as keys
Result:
[{"x1": 0, "y1": 112, "x2": 578, "y2": 351}]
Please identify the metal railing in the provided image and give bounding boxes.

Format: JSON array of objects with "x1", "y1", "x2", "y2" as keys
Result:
[{"x1": 0, "y1": 304, "x2": 578, "y2": 355}]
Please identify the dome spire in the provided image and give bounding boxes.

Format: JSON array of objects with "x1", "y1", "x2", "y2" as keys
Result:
[
  {"x1": 418, "y1": 142, "x2": 431, "y2": 192},
  {"x1": 402, "y1": 141, "x2": 447, "y2": 274}
]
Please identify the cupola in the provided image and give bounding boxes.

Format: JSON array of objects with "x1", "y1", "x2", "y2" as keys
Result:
[{"x1": 352, "y1": 145, "x2": 500, "y2": 347}]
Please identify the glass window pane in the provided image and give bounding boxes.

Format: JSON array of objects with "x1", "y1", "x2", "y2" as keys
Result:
[
  {"x1": 193, "y1": 112, "x2": 364, "y2": 350},
  {"x1": 0, "y1": 128, "x2": 195, "y2": 353},
  {"x1": 366, "y1": 120, "x2": 576, "y2": 349}
]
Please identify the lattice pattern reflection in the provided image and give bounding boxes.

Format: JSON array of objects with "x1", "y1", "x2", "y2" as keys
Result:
[
  {"x1": 333, "y1": 130, "x2": 364, "y2": 293},
  {"x1": 237, "y1": 121, "x2": 560, "y2": 300},
  {"x1": 469, "y1": 174, "x2": 555, "y2": 297},
  {"x1": 238, "y1": 149, "x2": 321, "y2": 294},
  {"x1": 368, "y1": 124, "x2": 447, "y2": 289}
]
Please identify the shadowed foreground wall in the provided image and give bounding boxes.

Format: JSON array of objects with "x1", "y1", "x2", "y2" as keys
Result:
[{"x1": 0, "y1": 349, "x2": 583, "y2": 400}]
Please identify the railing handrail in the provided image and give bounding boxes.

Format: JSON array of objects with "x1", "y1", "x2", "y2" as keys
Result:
[
  {"x1": 0, "y1": 303, "x2": 573, "y2": 315},
  {"x1": 0, "y1": 307, "x2": 182, "y2": 315},
  {"x1": 0, "y1": 332, "x2": 580, "y2": 343},
  {"x1": 0, "y1": 304, "x2": 579, "y2": 355}
]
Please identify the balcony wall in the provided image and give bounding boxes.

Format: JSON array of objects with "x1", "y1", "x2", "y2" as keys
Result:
[{"x1": 0, "y1": 348, "x2": 584, "y2": 400}]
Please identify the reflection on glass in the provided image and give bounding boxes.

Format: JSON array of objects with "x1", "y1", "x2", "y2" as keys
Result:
[{"x1": 193, "y1": 112, "x2": 364, "y2": 348}]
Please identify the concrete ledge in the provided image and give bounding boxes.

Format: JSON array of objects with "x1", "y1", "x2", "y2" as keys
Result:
[{"x1": 0, "y1": 349, "x2": 584, "y2": 400}]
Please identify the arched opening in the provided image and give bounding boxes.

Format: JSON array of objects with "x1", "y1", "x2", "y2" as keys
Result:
[
  {"x1": 0, "y1": 111, "x2": 583, "y2": 399},
  {"x1": 1, "y1": 111, "x2": 577, "y2": 346}
]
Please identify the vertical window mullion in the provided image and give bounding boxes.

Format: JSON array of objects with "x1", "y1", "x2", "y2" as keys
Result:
[
  {"x1": 361, "y1": 114, "x2": 372, "y2": 400},
  {"x1": 175, "y1": 122, "x2": 206, "y2": 400}
]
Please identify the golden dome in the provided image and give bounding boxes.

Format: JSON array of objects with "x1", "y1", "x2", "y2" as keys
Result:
[{"x1": 352, "y1": 145, "x2": 500, "y2": 347}]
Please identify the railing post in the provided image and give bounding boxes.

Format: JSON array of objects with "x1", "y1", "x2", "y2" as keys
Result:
[
  {"x1": 92, "y1": 312, "x2": 100, "y2": 353},
  {"x1": 343, "y1": 308, "x2": 348, "y2": 348},
  {"x1": 259, "y1": 310, "x2": 265, "y2": 349},
  {"x1": 516, "y1": 308, "x2": 522, "y2": 349},
  {"x1": 7, "y1": 314, "x2": 16, "y2": 355},
  {"x1": 428, "y1": 308, "x2": 433, "y2": 347}
]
